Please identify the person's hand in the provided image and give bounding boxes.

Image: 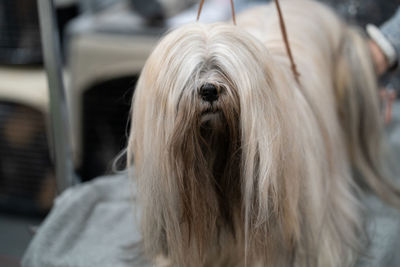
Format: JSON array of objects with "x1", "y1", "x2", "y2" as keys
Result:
[
  {"x1": 368, "y1": 40, "x2": 389, "y2": 75},
  {"x1": 379, "y1": 87, "x2": 397, "y2": 124}
]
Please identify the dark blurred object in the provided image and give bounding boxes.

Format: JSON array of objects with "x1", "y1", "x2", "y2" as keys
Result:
[
  {"x1": 56, "y1": 3, "x2": 79, "y2": 49},
  {"x1": 322, "y1": 0, "x2": 400, "y2": 27},
  {"x1": 0, "y1": 0, "x2": 42, "y2": 65},
  {"x1": 128, "y1": 0, "x2": 165, "y2": 27},
  {"x1": 79, "y1": 77, "x2": 135, "y2": 181},
  {"x1": 0, "y1": 0, "x2": 78, "y2": 65},
  {"x1": 0, "y1": 102, "x2": 55, "y2": 216}
]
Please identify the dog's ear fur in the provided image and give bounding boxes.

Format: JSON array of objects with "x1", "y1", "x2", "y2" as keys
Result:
[{"x1": 335, "y1": 27, "x2": 400, "y2": 206}]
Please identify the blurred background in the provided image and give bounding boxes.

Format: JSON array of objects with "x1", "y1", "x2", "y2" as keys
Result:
[{"x1": 0, "y1": 0, "x2": 399, "y2": 265}]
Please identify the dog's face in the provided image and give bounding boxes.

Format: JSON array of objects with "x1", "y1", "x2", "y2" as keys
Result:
[{"x1": 129, "y1": 23, "x2": 304, "y2": 265}]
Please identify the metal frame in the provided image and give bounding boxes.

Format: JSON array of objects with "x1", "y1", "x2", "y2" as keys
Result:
[{"x1": 37, "y1": 0, "x2": 77, "y2": 192}]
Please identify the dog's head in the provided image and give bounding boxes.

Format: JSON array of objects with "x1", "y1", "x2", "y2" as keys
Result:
[{"x1": 128, "y1": 23, "x2": 304, "y2": 265}]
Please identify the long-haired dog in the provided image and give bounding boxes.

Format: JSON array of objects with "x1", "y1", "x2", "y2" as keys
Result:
[{"x1": 127, "y1": 0, "x2": 400, "y2": 266}]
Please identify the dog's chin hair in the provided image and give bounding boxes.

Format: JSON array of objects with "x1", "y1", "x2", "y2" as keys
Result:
[{"x1": 165, "y1": 77, "x2": 245, "y2": 265}]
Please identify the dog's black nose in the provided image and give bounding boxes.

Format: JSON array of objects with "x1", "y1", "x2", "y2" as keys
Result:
[{"x1": 199, "y1": 83, "x2": 219, "y2": 103}]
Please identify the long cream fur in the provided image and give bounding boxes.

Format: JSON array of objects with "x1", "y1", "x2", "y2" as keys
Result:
[{"x1": 127, "y1": 0, "x2": 400, "y2": 266}]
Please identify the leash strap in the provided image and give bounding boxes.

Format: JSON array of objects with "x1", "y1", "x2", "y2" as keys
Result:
[{"x1": 274, "y1": 0, "x2": 300, "y2": 84}]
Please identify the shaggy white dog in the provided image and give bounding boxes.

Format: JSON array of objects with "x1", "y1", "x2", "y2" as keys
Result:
[{"x1": 128, "y1": 1, "x2": 400, "y2": 266}]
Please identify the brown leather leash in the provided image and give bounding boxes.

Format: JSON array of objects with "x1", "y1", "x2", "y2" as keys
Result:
[{"x1": 273, "y1": 0, "x2": 300, "y2": 84}]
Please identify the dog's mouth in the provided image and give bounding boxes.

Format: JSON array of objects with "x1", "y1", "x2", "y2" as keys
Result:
[
  {"x1": 201, "y1": 105, "x2": 220, "y2": 115},
  {"x1": 200, "y1": 103, "x2": 222, "y2": 122}
]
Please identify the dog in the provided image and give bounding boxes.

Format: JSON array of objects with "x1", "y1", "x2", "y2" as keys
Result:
[{"x1": 127, "y1": 0, "x2": 400, "y2": 266}]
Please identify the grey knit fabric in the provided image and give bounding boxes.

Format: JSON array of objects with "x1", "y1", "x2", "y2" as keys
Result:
[{"x1": 21, "y1": 172, "x2": 151, "y2": 267}]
